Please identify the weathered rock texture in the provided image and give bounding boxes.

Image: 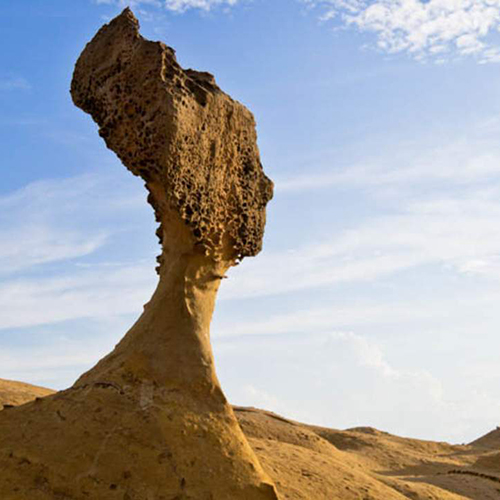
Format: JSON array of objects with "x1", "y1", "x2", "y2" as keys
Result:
[
  {"x1": 71, "y1": 7, "x2": 272, "y2": 265},
  {"x1": 0, "y1": 9, "x2": 278, "y2": 500}
]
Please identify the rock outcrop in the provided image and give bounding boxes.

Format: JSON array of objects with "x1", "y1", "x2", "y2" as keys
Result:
[
  {"x1": 0, "y1": 9, "x2": 278, "y2": 500},
  {"x1": 4, "y1": 383, "x2": 500, "y2": 500}
]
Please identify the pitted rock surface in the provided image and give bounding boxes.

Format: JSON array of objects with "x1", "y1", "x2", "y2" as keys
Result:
[{"x1": 71, "y1": 8, "x2": 273, "y2": 263}]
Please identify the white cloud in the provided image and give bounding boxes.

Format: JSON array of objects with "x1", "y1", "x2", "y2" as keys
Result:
[
  {"x1": 220, "y1": 182, "x2": 500, "y2": 300},
  {"x1": 0, "y1": 174, "x2": 149, "y2": 275},
  {"x1": 306, "y1": 0, "x2": 500, "y2": 62},
  {"x1": 215, "y1": 301, "x2": 443, "y2": 338},
  {"x1": 0, "y1": 172, "x2": 159, "y2": 330},
  {"x1": 232, "y1": 151, "x2": 498, "y2": 299},
  {"x1": 240, "y1": 125, "x2": 500, "y2": 300},
  {"x1": 222, "y1": 249, "x2": 421, "y2": 299},
  {"x1": 0, "y1": 177, "x2": 104, "y2": 274},
  {"x1": 163, "y1": 0, "x2": 238, "y2": 11},
  {"x1": 0, "y1": 76, "x2": 30, "y2": 91},
  {"x1": 0, "y1": 262, "x2": 155, "y2": 330},
  {"x1": 277, "y1": 140, "x2": 500, "y2": 193},
  {"x1": 94, "y1": 0, "x2": 161, "y2": 6},
  {"x1": 0, "y1": 227, "x2": 106, "y2": 274},
  {"x1": 238, "y1": 384, "x2": 289, "y2": 412},
  {"x1": 0, "y1": 315, "x2": 138, "y2": 389},
  {"x1": 217, "y1": 331, "x2": 448, "y2": 438},
  {"x1": 277, "y1": 116, "x2": 500, "y2": 195},
  {"x1": 94, "y1": 0, "x2": 239, "y2": 12}
]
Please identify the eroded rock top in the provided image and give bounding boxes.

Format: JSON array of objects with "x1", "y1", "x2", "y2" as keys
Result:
[{"x1": 71, "y1": 8, "x2": 273, "y2": 261}]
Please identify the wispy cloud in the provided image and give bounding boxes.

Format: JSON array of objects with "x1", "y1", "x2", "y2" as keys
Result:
[
  {"x1": 277, "y1": 140, "x2": 500, "y2": 193},
  {"x1": 0, "y1": 76, "x2": 31, "y2": 91},
  {"x1": 0, "y1": 315, "x2": 136, "y2": 388},
  {"x1": 306, "y1": 0, "x2": 500, "y2": 63},
  {"x1": 217, "y1": 331, "x2": 449, "y2": 438},
  {"x1": 0, "y1": 117, "x2": 46, "y2": 127},
  {"x1": 0, "y1": 171, "x2": 159, "y2": 330},
  {"x1": 0, "y1": 262, "x2": 155, "y2": 330},
  {"x1": 0, "y1": 174, "x2": 150, "y2": 275},
  {"x1": 276, "y1": 116, "x2": 500, "y2": 195},
  {"x1": 222, "y1": 183, "x2": 500, "y2": 299},
  {"x1": 215, "y1": 301, "x2": 444, "y2": 338},
  {"x1": 163, "y1": 0, "x2": 238, "y2": 11},
  {"x1": 94, "y1": 0, "x2": 239, "y2": 12},
  {"x1": 218, "y1": 326, "x2": 500, "y2": 441},
  {"x1": 0, "y1": 177, "x2": 105, "y2": 274},
  {"x1": 222, "y1": 246, "x2": 423, "y2": 299}
]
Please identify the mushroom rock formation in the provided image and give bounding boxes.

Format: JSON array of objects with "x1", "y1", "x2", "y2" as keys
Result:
[{"x1": 0, "y1": 8, "x2": 278, "y2": 500}]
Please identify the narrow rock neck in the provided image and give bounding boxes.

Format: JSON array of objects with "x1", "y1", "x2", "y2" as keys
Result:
[{"x1": 75, "y1": 246, "x2": 233, "y2": 393}]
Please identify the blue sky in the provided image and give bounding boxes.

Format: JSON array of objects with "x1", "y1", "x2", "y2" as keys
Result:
[{"x1": 3, "y1": 0, "x2": 500, "y2": 443}]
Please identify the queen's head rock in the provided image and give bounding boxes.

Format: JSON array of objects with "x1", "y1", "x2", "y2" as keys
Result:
[
  {"x1": 71, "y1": 7, "x2": 273, "y2": 266},
  {"x1": 0, "y1": 9, "x2": 279, "y2": 500}
]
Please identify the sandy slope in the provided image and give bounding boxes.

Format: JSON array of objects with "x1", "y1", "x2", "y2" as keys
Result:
[
  {"x1": 1, "y1": 380, "x2": 500, "y2": 499},
  {"x1": 0, "y1": 378, "x2": 54, "y2": 407}
]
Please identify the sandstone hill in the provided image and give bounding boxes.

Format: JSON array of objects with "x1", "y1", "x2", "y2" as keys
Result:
[
  {"x1": 2, "y1": 379, "x2": 499, "y2": 500},
  {"x1": 0, "y1": 378, "x2": 54, "y2": 407}
]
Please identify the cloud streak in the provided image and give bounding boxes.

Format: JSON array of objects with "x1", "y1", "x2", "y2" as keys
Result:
[
  {"x1": 163, "y1": 0, "x2": 238, "y2": 11},
  {"x1": 216, "y1": 331, "x2": 450, "y2": 439},
  {"x1": 0, "y1": 262, "x2": 155, "y2": 330},
  {"x1": 0, "y1": 174, "x2": 149, "y2": 275},
  {"x1": 277, "y1": 140, "x2": 500, "y2": 193},
  {"x1": 0, "y1": 76, "x2": 31, "y2": 91},
  {"x1": 221, "y1": 184, "x2": 500, "y2": 299},
  {"x1": 94, "y1": 0, "x2": 239, "y2": 12},
  {"x1": 0, "y1": 172, "x2": 158, "y2": 329}
]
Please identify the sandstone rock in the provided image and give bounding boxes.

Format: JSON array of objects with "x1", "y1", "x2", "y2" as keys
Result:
[
  {"x1": 71, "y1": 7, "x2": 273, "y2": 266},
  {"x1": 0, "y1": 9, "x2": 278, "y2": 500}
]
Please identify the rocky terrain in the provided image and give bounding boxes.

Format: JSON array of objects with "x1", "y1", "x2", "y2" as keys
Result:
[{"x1": 2, "y1": 379, "x2": 499, "y2": 500}]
